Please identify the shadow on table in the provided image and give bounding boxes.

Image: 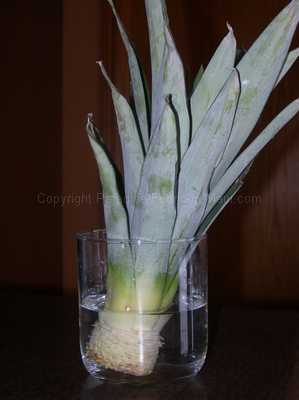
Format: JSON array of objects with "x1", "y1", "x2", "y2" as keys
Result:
[{"x1": 80, "y1": 376, "x2": 207, "y2": 400}]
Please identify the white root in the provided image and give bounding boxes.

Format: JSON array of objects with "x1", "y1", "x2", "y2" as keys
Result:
[{"x1": 88, "y1": 310, "x2": 170, "y2": 376}]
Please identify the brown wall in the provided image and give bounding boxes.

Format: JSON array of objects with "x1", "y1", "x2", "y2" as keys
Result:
[
  {"x1": 0, "y1": 1, "x2": 62, "y2": 291},
  {"x1": 2, "y1": 0, "x2": 299, "y2": 304},
  {"x1": 62, "y1": 0, "x2": 103, "y2": 292}
]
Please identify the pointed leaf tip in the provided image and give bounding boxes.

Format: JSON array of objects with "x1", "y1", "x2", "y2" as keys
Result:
[
  {"x1": 106, "y1": 0, "x2": 118, "y2": 17},
  {"x1": 191, "y1": 22, "x2": 237, "y2": 138},
  {"x1": 98, "y1": 61, "x2": 107, "y2": 79},
  {"x1": 226, "y1": 22, "x2": 236, "y2": 44},
  {"x1": 96, "y1": 60, "x2": 104, "y2": 70},
  {"x1": 87, "y1": 113, "x2": 94, "y2": 125},
  {"x1": 226, "y1": 22, "x2": 234, "y2": 33},
  {"x1": 97, "y1": 62, "x2": 114, "y2": 90}
]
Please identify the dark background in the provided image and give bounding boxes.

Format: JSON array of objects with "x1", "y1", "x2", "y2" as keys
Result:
[{"x1": 1, "y1": 0, "x2": 299, "y2": 304}]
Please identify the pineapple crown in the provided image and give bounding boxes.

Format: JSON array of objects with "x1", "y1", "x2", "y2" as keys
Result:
[{"x1": 87, "y1": 0, "x2": 299, "y2": 243}]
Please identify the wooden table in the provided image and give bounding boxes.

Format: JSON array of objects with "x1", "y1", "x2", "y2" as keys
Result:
[{"x1": 1, "y1": 291, "x2": 298, "y2": 399}]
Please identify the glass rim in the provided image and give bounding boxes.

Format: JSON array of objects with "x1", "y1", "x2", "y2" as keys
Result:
[{"x1": 76, "y1": 229, "x2": 207, "y2": 245}]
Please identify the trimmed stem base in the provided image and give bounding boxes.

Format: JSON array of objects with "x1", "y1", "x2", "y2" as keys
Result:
[{"x1": 88, "y1": 311, "x2": 169, "y2": 376}]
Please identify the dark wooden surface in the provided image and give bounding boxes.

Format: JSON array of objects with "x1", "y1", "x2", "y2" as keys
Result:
[{"x1": 1, "y1": 292, "x2": 298, "y2": 400}]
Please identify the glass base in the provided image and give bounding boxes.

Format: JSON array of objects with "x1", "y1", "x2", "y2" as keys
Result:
[
  {"x1": 77, "y1": 231, "x2": 208, "y2": 386},
  {"x1": 82, "y1": 355, "x2": 207, "y2": 385}
]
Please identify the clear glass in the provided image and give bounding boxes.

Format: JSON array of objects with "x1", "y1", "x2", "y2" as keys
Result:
[{"x1": 77, "y1": 230, "x2": 208, "y2": 384}]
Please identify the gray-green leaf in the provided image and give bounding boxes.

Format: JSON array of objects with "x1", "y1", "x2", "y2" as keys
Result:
[
  {"x1": 173, "y1": 70, "x2": 241, "y2": 241},
  {"x1": 192, "y1": 65, "x2": 204, "y2": 94},
  {"x1": 145, "y1": 0, "x2": 190, "y2": 155},
  {"x1": 207, "y1": 98, "x2": 299, "y2": 214},
  {"x1": 198, "y1": 178, "x2": 245, "y2": 237},
  {"x1": 211, "y1": 0, "x2": 299, "y2": 187},
  {"x1": 191, "y1": 24, "x2": 236, "y2": 139},
  {"x1": 86, "y1": 114, "x2": 129, "y2": 240},
  {"x1": 98, "y1": 62, "x2": 144, "y2": 228},
  {"x1": 107, "y1": 0, "x2": 150, "y2": 151},
  {"x1": 145, "y1": 0, "x2": 168, "y2": 95},
  {"x1": 132, "y1": 101, "x2": 178, "y2": 242}
]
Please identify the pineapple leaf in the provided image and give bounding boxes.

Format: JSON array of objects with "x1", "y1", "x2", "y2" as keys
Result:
[
  {"x1": 169, "y1": 167, "x2": 249, "y2": 280},
  {"x1": 98, "y1": 62, "x2": 144, "y2": 227},
  {"x1": 276, "y1": 48, "x2": 299, "y2": 86},
  {"x1": 173, "y1": 70, "x2": 241, "y2": 241},
  {"x1": 145, "y1": 0, "x2": 190, "y2": 156},
  {"x1": 107, "y1": 0, "x2": 150, "y2": 151},
  {"x1": 170, "y1": 164, "x2": 249, "y2": 279},
  {"x1": 191, "y1": 24, "x2": 236, "y2": 139},
  {"x1": 132, "y1": 99, "x2": 178, "y2": 241},
  {"x1": 131, "y1": 101, "x2": 179, "y2": 309},
  {"x1": 86, "y1": 114, "x2": 129, "y2": 240},
  {"x1": 211, "y1": 0, "x2": 299, "y2": 187},
  {"x1": 207, "y1": 98, "x2": 299, "y2": 214},
  {"x1": 192, "y1": 65, "x2": 204, "y2": 95},
  {"x1": 144, "y1": 0, "x2": 168, "y2": 93},
  {"x1": 164, "y1": 27, "x2": 190, "y2": 155},
  {"x1": 145, "y1": 0, "x2": 168, "y2": 131},
  {"x1": 198, "y1": 178, "x2": 245, "y2": 237}
]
